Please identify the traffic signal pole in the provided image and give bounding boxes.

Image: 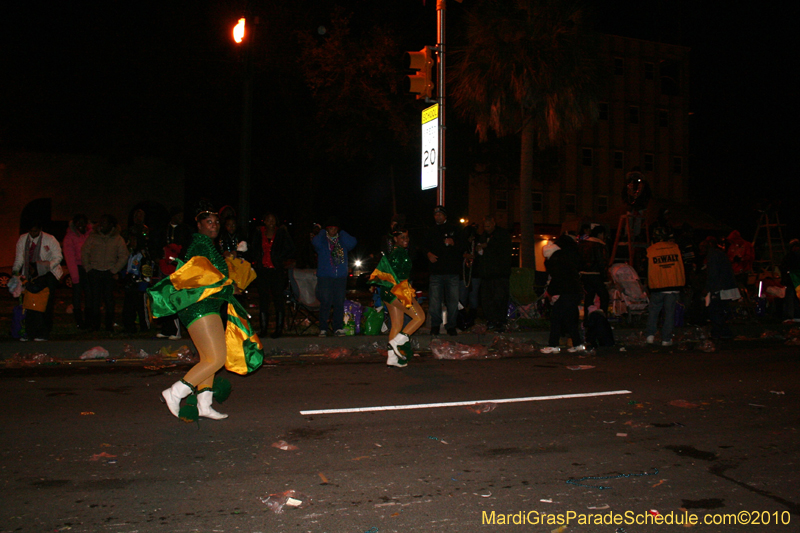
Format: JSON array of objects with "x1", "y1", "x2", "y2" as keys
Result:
[{"x1": 436, "y1": 0, "x2": 446, "y2": 207}]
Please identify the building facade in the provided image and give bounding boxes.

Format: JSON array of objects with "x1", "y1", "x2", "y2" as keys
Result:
[{"x1": 468, "y1": 34, "x2": 690, "y2": 234}]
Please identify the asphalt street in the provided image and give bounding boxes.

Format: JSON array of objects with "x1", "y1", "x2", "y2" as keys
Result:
[{"x1": 1, "y1": 335, "x2": 798, "y2": 533}]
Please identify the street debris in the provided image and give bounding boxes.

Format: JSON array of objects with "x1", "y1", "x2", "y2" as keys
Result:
[
  {"x1": 587, "y1": 504, "x2": 610, "y2": 510},
  {"x1": 80, "y1": 412, "x2": 95, "y2": 416},
  {"x1": 669, "y1": 400, "x2": 699, "y2": 409},
  {"x1": 261, "y1": 490, "x2": 309, "y2": 513},
  {"x1": 698, "y1": 340, "x2": 716, "y2": 352},
  {"x1": 318, "y1": 472, "x2": 329, "y2": 485},
  {"x1": 271, "y1": 440, "x2": 299, "y2": 451},
  {"x1": 89, "y1": 452, "x2": 116, "y2": 461},
  {"x1": 770, "y1": 390, "x2": 785, "y2": 395},
  {"x1": 567, "y1": 365, "x2": 595, "y2": 370},
  {"x1": 567, "y1": 467, "x2": 659, "y2": 490},
  {"x1": 80, "y1": 346, "x2": 109, "y2": 360},
  {"x1": 430, "y1": 339, "x2": 492, "y2": 360},
  {"x1": 489, "y1": 336, "x2": 539, "y2": 357},
  {"x1": 428, "y1": 436, "x2": 449, "y2": 444},
  {"x1": 4, "y1": 352, "x2": 61, "y2": 367},
  {"x1": 616, "y1": 433, "x2": 628, "y2": 437},
  {"x1": 464, "y1": 403, "x2": 497, "y2": 414},
  {"x1": 322, "y1": 347, "x2": 351, "y2": 359}
]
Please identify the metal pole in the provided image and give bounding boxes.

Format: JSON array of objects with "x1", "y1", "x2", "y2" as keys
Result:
[
  {"x1": 437, "y1": 0, "x2": 446, "y2": 207},
  {"x1": 238, "y1": 18, "x2": 255, "y2": 227}
]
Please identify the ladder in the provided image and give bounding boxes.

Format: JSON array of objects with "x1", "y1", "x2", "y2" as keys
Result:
[
  {"x1": 752, "y1": 210, "x2": 786, "y2": 271},
  {"x1": 609, "y1": 212, "x2": 650, "y2": 268}
]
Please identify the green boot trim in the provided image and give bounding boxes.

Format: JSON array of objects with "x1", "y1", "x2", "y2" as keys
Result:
[
  {"x1": 178, "y1": 394, "x2": 199, "y2": 423},
  {"x1": 212, "y1": 377, "x2": 232, "y2": 403}
]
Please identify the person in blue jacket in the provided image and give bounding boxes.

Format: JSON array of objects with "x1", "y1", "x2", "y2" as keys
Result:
[{"x1": 313, "y1": 217, "x2": 357, "y2": 336}]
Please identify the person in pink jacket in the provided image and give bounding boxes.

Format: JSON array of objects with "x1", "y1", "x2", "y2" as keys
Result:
[{"x1": 62, "y1": 214, "x2": 91, "y2": 329}]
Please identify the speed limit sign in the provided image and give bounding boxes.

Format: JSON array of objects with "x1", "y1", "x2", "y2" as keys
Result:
[{"x1": 421, "y1": 103, "x2": 438, "y2": 190}]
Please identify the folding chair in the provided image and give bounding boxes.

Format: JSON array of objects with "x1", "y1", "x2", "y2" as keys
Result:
[{"x1": 287, "y1": 268, "x2": 320, "y2": 335}]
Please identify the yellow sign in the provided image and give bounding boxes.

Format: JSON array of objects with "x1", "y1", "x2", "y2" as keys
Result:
[{"x1": 422, "y1": 103, "x2": 439, "y2": 124}]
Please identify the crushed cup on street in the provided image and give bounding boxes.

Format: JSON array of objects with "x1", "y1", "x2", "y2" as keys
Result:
[
  {"x1": 261, "y1": 490, "x2": 309, "y2": 514},
  {"x1": 271, "y1": 440, "x2": 299, "y2": 451}
]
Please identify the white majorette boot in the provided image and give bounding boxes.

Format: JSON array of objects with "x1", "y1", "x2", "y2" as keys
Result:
[
  {"x1": 161, "y1": 380, "x2": 194, "y2": 417},
  {"x1": 197, "y1": 390, "x2": 228, "y2": 420},
  {"x1": 387, "y1": 333, "x2": 409, "y2": 367}
]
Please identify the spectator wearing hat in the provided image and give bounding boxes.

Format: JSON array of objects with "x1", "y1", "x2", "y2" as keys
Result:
[
  {"x1": 424, "y1": 205, "x2": 463, "y2": 336},
  {"x1": 313, "y1": 217, "x2": 357, "y2": 336}
]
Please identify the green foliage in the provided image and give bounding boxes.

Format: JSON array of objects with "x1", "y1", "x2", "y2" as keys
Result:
[{"x1": 297, "y1": 7, "x2": 418, "y2": 162}]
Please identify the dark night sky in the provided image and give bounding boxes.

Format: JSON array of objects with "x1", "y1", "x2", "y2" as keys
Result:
[{"x1": 2, "y1": 1, "x2": 799, "y2": 247}]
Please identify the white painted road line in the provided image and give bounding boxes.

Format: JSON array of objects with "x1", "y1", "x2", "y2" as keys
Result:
[{"x1": 300, "y1": 390, "x2": 632, "y2": 416}]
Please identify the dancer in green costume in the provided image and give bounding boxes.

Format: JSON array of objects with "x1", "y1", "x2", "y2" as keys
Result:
[{"x1": 369, "y1": 227, "x2": 425, "y2": 367}]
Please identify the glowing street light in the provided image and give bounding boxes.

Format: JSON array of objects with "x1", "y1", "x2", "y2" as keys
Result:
[{"x1": 233, "y1": 18, "x2": 246, "y2": 43}]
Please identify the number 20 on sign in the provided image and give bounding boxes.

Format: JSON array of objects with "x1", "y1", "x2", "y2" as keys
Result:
[{"x1": 421, "y1": 103, "x2": 438, "y2": 191}]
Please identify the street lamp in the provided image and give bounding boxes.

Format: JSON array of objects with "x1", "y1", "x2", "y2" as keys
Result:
[{"x1": 233, "y1": 18, "x2": 245, "y2": 43}]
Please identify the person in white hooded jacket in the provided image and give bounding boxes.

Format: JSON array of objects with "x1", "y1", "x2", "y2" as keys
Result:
[{"x1": 12, "y1": 220, "x2": 63, "y2": 340}]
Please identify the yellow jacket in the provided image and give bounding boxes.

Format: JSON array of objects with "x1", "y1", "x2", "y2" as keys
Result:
[{"x1": 647, "y1": 241, "x2": 685, "y2": 290}]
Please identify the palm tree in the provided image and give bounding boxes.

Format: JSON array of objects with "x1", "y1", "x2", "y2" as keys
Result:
[{"x1": 451, "y1": 0, "x2": 600, "y2": 269}]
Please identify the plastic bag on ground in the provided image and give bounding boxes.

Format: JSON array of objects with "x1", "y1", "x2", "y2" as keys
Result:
[
  {"x1": 261, "y1": 490, "x2": 310, "y2": 514},
  {"x1": 430, "y1": 339, "x2": 492, "y2": 360},
  {"x1": 80, "y1": 346, "x2": 109, "y2": 360}
]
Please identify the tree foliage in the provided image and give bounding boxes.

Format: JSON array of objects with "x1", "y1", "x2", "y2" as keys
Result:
[
  {"x1": 450, "y1": 0, "x2": 601, "y2": 268},
  {"x1": 298, "y1": 7, "x2": 417, "y2": 162}
]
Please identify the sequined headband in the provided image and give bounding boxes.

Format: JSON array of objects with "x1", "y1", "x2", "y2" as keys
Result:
[{"x1": 195, "y1": 211, "x2": 219, "y2": 221}]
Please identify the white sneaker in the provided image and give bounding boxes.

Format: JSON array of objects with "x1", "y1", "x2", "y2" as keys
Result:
[
  {"x1": 662, "y1": 340, "x2": 673, "y2": 347},
  {"x1": 168, "y1": 334, "x2": 181, "y2": 341},
  {"x1": 318, "y1": 330, "x2": 328, "y2": 337},
  {"x1": 334, "y1": 329, "x2": 347, "y2": 337},
  {"x1": 567, "y1": 344, "x2": 587, "y2": 353},
  {"x1": 646, "y1": 335, "x2": 655, "y2": 344},
  {"x1": 540, "y1": 346, "x2": 561, "y2": 354},
  {"x1": 156, "y1": 333, "x2": 169, "y2": 339}
]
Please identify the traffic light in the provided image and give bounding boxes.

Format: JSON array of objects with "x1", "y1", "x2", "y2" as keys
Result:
[{"x1": 404, "y1": 46, "x2": 435, "y2": 100}]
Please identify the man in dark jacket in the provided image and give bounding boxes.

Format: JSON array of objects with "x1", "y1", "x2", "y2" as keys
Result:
[
  {"x1": 424, "y1": 206, "x2": 462, "y2": 335},
  {"x1": 578, "y1": 225, "x2": 609, "y2": 318},
  {"x1": 476, "y1": 215, "x2": 512, "y2": 332},
  {"x1": 700, "y1": 237, "x2": 738, "y2": 339},
  {"x1": 542, "y1": 234, "x2": 586, "y2": 353}
]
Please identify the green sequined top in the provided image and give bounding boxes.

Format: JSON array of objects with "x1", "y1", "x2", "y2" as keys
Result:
[{"x1": 177, "y1": 233, "x2": 231, "y2": 327}]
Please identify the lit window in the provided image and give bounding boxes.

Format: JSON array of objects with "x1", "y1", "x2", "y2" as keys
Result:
[
  {"x1": 629, "y1": 106, "x2": 639, "y2": 124},
  {"x1": 496, "y1": 189, "x2": 508, "y2": 211},
  {"x1": 614, "y1": 57, "x2": 624, "y2": 76},
  {"x1": 672, "y1": 156, "x2": 683, "y2": 174},
  {"x1": 659, "y1": 109, "x2": 669, "y2": 127},
  {"x1": 644, "y1": 153, "x2": 654, "y2": 172},
  {"x1": 565, "y1": 194, "x2": 577, "y2": 214},
  {"x1": 598, "y1": 102, "x2": 608, "y2": 120},
  {"x1": 613, "y1": 151, "x2": 624, "y2": 170},
  {"x1": 644, "y1": 62, "x2": 655, "y2": 80},
  {"x1": 532, "y1": 191, "x2": 543, "y2": 213},
  {"x1": 597, "y1": 196, "x2": 609, "y2": 214},
  {"x1": 581, "y1": 148, "x2": 593, "y2": 166}
]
